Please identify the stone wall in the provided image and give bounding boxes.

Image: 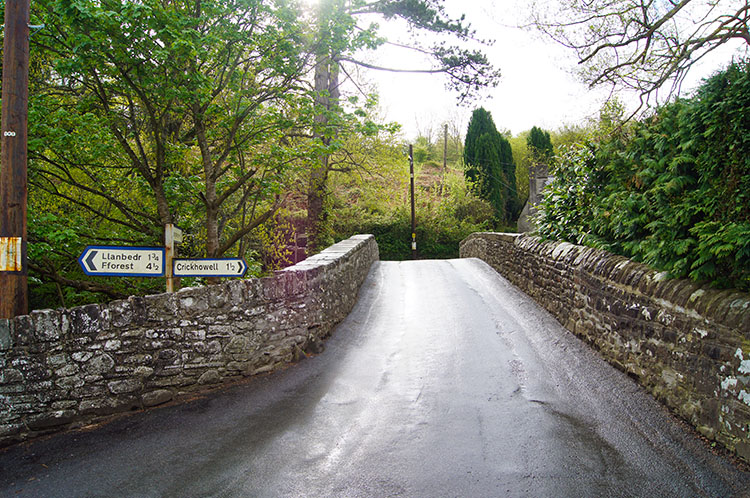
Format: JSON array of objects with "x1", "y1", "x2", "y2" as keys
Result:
[
  {"x1": 0, "y1": 234, "x2": 378, "y2": 447},
  {"x1": 460, "y1": 232, "x2": 750, "y2": 461}
]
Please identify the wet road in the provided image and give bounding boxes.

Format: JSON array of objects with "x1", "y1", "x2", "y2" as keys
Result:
[{"x1": 1, "y1": 259, "x2": 748, "y2": 497}]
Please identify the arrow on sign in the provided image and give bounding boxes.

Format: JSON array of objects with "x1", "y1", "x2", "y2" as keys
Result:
[
  {"x1": 173, "y1": 258, "x2": 248, "y2": 278},
  {"x1": 84, "y1": 250, "x2": 98, "y2": 271},
  {"x1": 78, "y1": 246, "x2": 165, "y2": 277}
]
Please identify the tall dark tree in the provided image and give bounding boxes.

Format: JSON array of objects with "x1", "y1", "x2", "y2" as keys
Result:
[
  {"x1": 463, "y1": 108, "x2": 498, "y2": 193},
  {"x1": 527, "y1": 126, "x2": 553, "y2": 160},
  {"x1": 526, "y1": 126, "x2": 553, "y2": 193},
  {"x1": 463, "y1": 108, "x2": 518, "y2": 223}
]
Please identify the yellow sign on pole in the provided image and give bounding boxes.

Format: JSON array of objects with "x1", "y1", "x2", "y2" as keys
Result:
[{"x1": 0, "y1": 237, "x2": 22, "y2": 272}]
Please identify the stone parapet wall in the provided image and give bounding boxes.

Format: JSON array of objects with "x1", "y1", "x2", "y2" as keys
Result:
[
  {"x1": 460, "y1": 232, "x2": 750, "y2": 461},
  {"x1": 0, "y1": 234, "x2": 378, "y2": 447}
]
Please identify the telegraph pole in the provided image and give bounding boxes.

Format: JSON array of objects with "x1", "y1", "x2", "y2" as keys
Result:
[
  {"x1": 443, "y1": 124, "x2": 448, "y2": 170},
  {"x1": 0, "y1": 0, "x2": 31, "y2": 318},
  {"x1": 409, "y1": 144, "x2": 416, "y2": 259}
]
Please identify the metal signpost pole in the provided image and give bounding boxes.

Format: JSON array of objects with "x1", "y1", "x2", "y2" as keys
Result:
[{"x1": 0, "y1": 0, "x2": 30, "y2": 318}]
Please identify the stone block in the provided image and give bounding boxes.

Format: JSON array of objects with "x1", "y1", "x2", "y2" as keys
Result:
[
  {"x1": 197, "y1": 370, "x2": 221, "y2": 385},
  {"x1": 0, "y1": 368, "x2": 23, "y2": 385},
  {"x1": 65, "y1": 304, "x2": 104, "y2": 337},
  {"x1": 27, "y1": 410, "x2": 77, "y2": 430},
  {"x1": 157, "y1": 349, "x2": 179, "y2": 362},
  {"x1": 226, "y1": 361, "x2": 251, "y2": 375},
  {"x1": 56, "y1": 375, "x2": 85, "y2": 390},
  {"x1": 208, "y1": 287, "x2": 230, "y2": 309},
  {"x1": 54, "y1": 364, "x2": 80, "y2": 378},
  {"x1": 104, "y1": 299, "x2": 134, "y2": 328},
  {"x1": 155, "y1": 365, "x2": 183, "y2": 377},
  {"x1": 107, "y1": 379, "x2": 143, "y2": 395},
  {"x1": 85, "y1": 353, "x2": 115, "y2": 375},
  {"x1": 29, "y1": 309, "x2": 63, "y2": 343},
  {"x1": 142, "y1": 389, "x2": 173, "y2": 407},
  {"x1": 0, "y1": 423, "x2": 23, "y2": 438},
  {"x1": 177, "y1": 289, "x2": 210, "y2": 316},
  {"x1": 51, "y1": 400, "x2": 77, "y2": 410},
  {"x1": 0, "y1": 319, "x2": 11, "y2": 350},
  {"x1": 225, "y1": 335, "x2": 250, "y2": 354},
  {"x1": 134, "y1": 366, "x2": 155, "y2": 378},
  {"x1": 207, "y1": 325, "x2": 233, "y2": 337},
  {"x1": 12, "y1": 315, "x2": 33, "y2": 346}
]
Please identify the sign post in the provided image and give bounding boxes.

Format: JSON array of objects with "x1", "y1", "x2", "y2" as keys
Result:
[{"x1": 165, "y1": 224, "x2": 183, "y2": 293}]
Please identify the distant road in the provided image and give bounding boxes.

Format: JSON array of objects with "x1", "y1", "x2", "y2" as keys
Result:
[{"x1": 1, "y1": 259, "x2": 748, "y2": 497}]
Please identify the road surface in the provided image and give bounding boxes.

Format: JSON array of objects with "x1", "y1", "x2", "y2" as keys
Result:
[{"x1": 1, "y1": 259, "x2": 748, "y2": 497}]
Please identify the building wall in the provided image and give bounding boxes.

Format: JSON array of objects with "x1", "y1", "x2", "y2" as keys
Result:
[
  {"x1": 460, "y1": 232, "x2": 750, "y2": 462},
  {"x1": 517, "y1": 161, "x2": 551, "y2": 233},
  {"x1": 0, "y1": 235, "x2": 378, "y2": 447}
]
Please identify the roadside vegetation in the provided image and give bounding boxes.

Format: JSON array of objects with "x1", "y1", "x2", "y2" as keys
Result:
[
  {"x1": 537, "y1": 62, "x2": 750, "y2": 292},
  {"x1": 328, "y1": 133, "x2": 500, "y2": 261},
  {"x1": 15, "y1": 0, "x2": 750, "y2": 310},
  {"x1": 22, "y1": 0, "x2": 499, "y2": 310}
]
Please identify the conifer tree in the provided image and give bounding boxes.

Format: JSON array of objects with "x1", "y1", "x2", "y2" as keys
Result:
[
  {"x1": 463, "y1": 108, "x2": 519, "y2": 223},
  {"x1": 527, "y1": 126, "x2": 553, "y2": 160}
]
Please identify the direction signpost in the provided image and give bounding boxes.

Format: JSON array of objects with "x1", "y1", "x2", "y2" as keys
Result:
[
  {"x1": 78, "y1": 246, "x2": 165, "y2": 277},
  {"x1": 173, "y1": 258, "x2": 248, "y2": 278},
  {"x1": 78, "y1": 236, "x2": 248, "y2": 291}
]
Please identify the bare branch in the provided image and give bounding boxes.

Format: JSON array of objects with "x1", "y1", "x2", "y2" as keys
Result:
[{"x1": 531, "y1": 0, "x2": 750, "y2": 109}]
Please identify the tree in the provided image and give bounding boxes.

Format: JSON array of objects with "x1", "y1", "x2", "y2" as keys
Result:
[
  {"x1": 527, "y1": 126, "x2": 553, "y2": 160},
  {"x1": 463, "y1": 108, "x2": 497, "y2": 198},
  {"x1": 463, "y1": 108, "x2": 518, "y2": 224},
  {"x1": 526, "y1": 126, "x2": 553, "y2": 195},
  {"x1": 30, "y1": 0, "x2": 310, "y2": 262},
  {"x1": 498, "y1": 133, "x2": 520, "y2": 222},
  {"x1": 306, "y1": 0, "x2": 501, "y2": 250},
  {"x1": 531, "y1": 0, "x2": 750, "y2": 108},
  {"x1": 21, "y1": 0, "x2": 317, "y2": 307}
]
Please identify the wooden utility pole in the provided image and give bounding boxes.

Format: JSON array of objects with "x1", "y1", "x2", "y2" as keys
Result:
[
  {"x1": 443, "y1": 124, "x2": 448, "y2": 170},
  {"x1": 164, "y1": 224, "x2": 182, "y2": 293},
  {"x1": 409, "y1": 145, "x2": 416, "y2": 260},
  {"x1": 0, "y1": 0, "x2": 30, "y2": 318}
]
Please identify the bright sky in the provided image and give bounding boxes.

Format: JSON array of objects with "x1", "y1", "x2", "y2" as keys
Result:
[{"x1": 352, "y1": 0, "x2": 743, "y2": 141}]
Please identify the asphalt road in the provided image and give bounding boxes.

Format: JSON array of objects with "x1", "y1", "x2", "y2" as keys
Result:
[{"x1": 1, "y1": 259, "x2": 748, "y2": 497}]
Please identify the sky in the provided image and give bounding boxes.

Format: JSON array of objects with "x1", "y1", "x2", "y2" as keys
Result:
[{"x1": 349, "y1": 0, "x2": 744, "y2": 141}]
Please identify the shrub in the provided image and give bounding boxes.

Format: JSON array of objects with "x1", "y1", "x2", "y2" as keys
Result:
[{"x1": 538, "y1": 61, "x2": 750, "y2": 291}]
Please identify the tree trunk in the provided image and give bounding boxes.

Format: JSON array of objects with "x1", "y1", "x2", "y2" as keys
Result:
[{"x1": 307, "y1": 48, "x2": 340, "y2": 252}]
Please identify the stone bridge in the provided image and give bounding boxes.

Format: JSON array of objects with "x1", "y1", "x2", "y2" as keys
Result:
[{"x1": 1, "y1": 232, "x2": 749, "y2": 467}]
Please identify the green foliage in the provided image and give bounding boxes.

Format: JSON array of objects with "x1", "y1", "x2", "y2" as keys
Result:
[
  {"x1": 24, "y1": 0, "x2": 314, "y2": 310},
  {"x1": 538, "y1": 61, "x2": 750, "y2": 291},
  {"x1": 527, "y1": 126, "x2": 553, "y2": 159},
  {"x1": 508, "y1": 132, "x2": 530, "y2": 205},
  {"x1": 463, "y1": 108, "x2": 520, "y2": 224},
  {"x1": 329, "y1": 142, "x2": 495, "y2": 260}
]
